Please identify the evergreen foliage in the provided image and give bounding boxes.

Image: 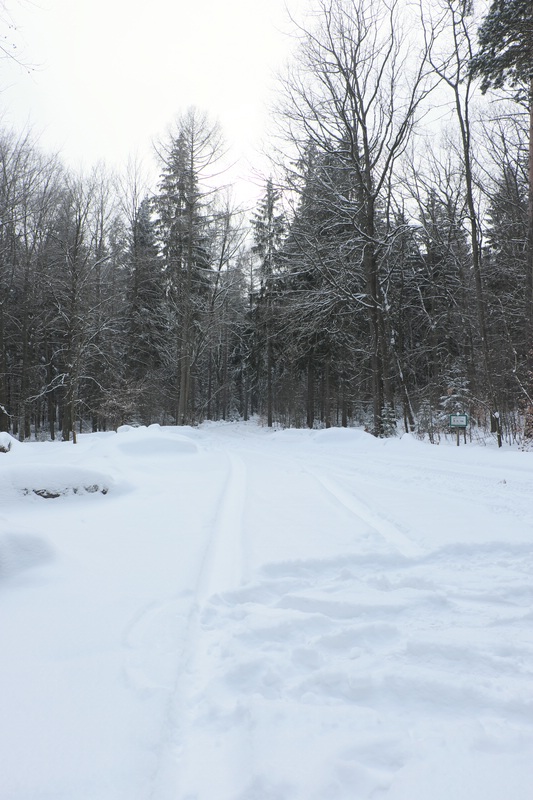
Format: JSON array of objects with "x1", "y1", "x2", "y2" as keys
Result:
[{"x1": 469, "y1": 0, "x2": 533, "y2": 96}]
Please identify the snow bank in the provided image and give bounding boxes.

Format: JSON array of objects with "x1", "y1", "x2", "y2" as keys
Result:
[
  {"x1": 0, "y1": 431, "x2": 18, "y2": 452},
  {"x1": 5, "y1": 464, "x2": 113, "y2": 499},
  {"x1": 114, "y1": 424, "x2": 199, "y2": 457},
  {"x1": 311, "y1": 427, "x2": 375, "y2": 447},
  {"x1": 0, "y1": 532, "x2": 53, "y2": 579},
  {"x1": 115, "y1": 436, "x2": 198, "y2": 458}
]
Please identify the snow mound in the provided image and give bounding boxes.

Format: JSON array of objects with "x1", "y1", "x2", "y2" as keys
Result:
[
  {"x1": 0, "y1": 432, "x2": 18, "y2": 453},
  {"x1": 311, "y1": 427, "x2": 374, "y2": 446},
  {"x1": 113, "y1": 426, "x2": 199, "y2": 457},
  {"x1": 272, "y1": 428, "x2": 310, "y2": 440},
  {"x1": 0, "y1": 532, "x2": 53, "y2": 578},
  {"x1": 162, "y1": 425, "x2": 206, "y2": 441},
  {"x1": 382, "y1": 432, "x2": 426, "y2": 449},
  {"x1": 116, "y1": 436, "x2": 198, "y2": 457},
  {"x1": 7, "y1": 465, "x2": 113, "y2": 499}
]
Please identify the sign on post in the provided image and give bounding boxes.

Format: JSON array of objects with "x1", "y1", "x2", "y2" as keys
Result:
[{"x1": 449, "y1": 414, "x2": 468, "y2": 446}]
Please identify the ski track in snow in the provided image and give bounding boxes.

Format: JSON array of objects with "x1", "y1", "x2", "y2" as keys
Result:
[{"x1": 2, "y1": 423, "x2": 533, "y2": 800}]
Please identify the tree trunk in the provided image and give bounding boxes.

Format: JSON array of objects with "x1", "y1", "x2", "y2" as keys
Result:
[
  {"x1": 341, "y1": 380, "x2": 348, "y2": 428},
  {"x1": 267, "y1": 337, "x2": 273, "y2": 428},
  {"x1": 526, "y1": 75, "x2": 533, "y2": 356},
  {"x1": 366, "y1": 247, "x2": 384, "y2": 437},
  {"x1": 0, "y1": 308, "x2": 9, "y2": 433},
  {"x1": 306, "y1": 355, "x2": 315, "y2": 429},
  {"x1": 222, "y1": 333, "x2": 228, "y2": 421},
  {"x1": 324, "y1": 358, "x2": 331, "y2": 428}
]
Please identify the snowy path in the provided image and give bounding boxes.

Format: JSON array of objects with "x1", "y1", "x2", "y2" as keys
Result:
[{"x1": 1, "y1": 423, "x2": 533, "y2": 799}]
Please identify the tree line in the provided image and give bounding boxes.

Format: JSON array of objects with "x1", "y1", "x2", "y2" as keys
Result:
[{"x1": 0, "y1": 0, "x2": 531, "y2": 444}]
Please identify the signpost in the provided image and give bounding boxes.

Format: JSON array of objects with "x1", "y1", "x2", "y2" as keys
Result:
[{"x1": 449, "y1": 414, "x2": 468, "y2": 446}]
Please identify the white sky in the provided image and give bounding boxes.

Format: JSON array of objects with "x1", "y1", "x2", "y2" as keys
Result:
[{"x1": 1, "y1": 0, "x2": 306, "y2": 204}]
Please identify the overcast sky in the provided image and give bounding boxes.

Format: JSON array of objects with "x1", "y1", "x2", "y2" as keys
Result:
[{"x1": 1, "y1": 0, "x2": 306, "y2": 203}]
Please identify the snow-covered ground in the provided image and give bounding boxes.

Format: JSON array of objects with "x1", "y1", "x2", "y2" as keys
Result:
[{"x1": 1, "y1": 421, "x2": 533, "y2": 800}]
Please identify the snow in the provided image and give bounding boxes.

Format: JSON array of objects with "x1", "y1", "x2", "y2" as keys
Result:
[{"x1": 1, "y1": 421, "x2": 533, "y2": 800}]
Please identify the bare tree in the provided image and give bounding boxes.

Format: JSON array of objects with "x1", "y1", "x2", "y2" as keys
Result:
[
  {"x1": 421, "y1": 0, "x2": 504, "y2": 443},
  {"x1": 0, "y1": 129, "x2": 63, "y2": 437},
  {"x1": 277, "y1": 0, "x2": 435, "y2": 435}
]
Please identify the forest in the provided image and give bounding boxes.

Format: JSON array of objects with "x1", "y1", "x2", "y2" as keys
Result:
[{"x1": 0, "y1": 0, "x2": 532, "y2": 444}]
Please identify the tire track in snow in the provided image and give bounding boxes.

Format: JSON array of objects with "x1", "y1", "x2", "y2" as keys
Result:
[
  {"x1": 318, "y1": 447, "x2": 533, "y2": 518},
  {"x1": 306, "y1": 468, "x2": 425, "y2": 559},
  {"x1": 231, "y1": 439, "x2": 424, "y2": 560},
  {"x1": 195, "y1": 450, "x2": 247, "y2": 603},
  {"x1": 148, "y1": 448, "x2": 248, "y2": 800}
]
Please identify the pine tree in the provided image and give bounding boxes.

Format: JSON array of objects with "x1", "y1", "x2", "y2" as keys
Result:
[
  {"x1": 470, "y1": 0, "x2": 533, "y2": 96},
  {"x1": 126, "y1": 197, "x2": 162, "y2": 380},
  {"x1": 283, "y1": 143, "x2": 363, "y2": 429},
  {"x1": 251, "y1": 179, "x2": 285, "y2": 427},
  {"x1": 153, "y1": 109, "x2": 223, "y2": 424},
  {"x1": 484, "y1": 163, "x2": 529, "y2": 429},
  {"x1": 407, "y1": 183, "x2": 476, "y2": 420},
  {"x1": 470, "y1": 0, "x2": 533, "y2": 361}
]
